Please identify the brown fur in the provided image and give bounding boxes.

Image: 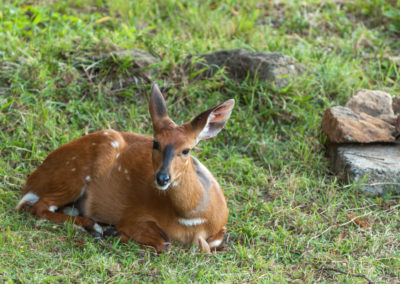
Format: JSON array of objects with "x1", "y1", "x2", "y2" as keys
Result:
[{"x1": 17, "y1": 84, "x2": 234, "y2": 253}]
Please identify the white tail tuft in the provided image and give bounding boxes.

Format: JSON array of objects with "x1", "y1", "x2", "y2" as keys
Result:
[{"x1": 16, "y1": 192, "x2": 39, "y2": 210}]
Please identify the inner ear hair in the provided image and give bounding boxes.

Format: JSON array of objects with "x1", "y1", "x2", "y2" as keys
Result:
[{"x1": 191, "y1": 99, "x2": 235, "y2": 141}]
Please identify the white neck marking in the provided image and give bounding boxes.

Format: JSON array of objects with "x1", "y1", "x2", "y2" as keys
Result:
[{"x1": 178, "y1": 218, "x2": 206, "y2": 226}]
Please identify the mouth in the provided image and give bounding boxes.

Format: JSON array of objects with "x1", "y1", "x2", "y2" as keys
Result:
[{"x1": 155, "y1": 181, "x2": 170, "y2": 191}]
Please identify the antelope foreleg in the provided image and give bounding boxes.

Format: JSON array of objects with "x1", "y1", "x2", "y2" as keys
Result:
[
  {"x1": 117, "y1": 219, "x2": 170, "y2": 253},
  {"x1": 207, "y1": 227, "x2": 226, "y2": 251}
]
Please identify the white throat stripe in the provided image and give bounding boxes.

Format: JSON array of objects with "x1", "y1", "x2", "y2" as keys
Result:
[{"x1": 178, "y1": 218, "x2": 206, "y2": 226}]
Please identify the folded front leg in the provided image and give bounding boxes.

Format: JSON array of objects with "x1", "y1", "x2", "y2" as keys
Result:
[
  {"x1": 117, "y1": 217, "x2": 170, "y2": 253},
  {"x1": 207, "y1": 227, "x2": 226, "y2": 251}
]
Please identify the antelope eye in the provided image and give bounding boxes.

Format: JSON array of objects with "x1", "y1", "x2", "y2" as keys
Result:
[
  {"x1": 181, "y1": 148, "x2": 190, "y2": 156},
  {"x1": 153, "y1": 140, "x2": 160, "y2": 150}
]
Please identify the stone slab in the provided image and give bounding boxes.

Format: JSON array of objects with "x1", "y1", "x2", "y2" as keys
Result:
[{"x1": 328, "y1": 143, "x2": 400, "y2": 195}]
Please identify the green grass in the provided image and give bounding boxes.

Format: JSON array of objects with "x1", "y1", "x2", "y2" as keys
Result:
[{"x1": 1, "y1": 0, "x2": 400, "y2": 282}]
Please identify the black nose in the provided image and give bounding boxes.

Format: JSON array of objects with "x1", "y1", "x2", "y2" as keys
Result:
[{"x1": 156, "y1": 172, "x2": 170, "y2": 187}]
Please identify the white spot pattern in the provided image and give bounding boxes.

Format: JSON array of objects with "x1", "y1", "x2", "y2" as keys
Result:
[
  {"x1": 118, "y1": 165, "x2": 121, "y2": 172},
  {"x1": 111, "y1": 141, "x2": 119, "y2": 148},
  {"x1": 49, "y1": 205, "x2": 58, "y2": 212},
  {"x1": 85, "y1": 176, "x2": 91, "y2": 182},
  {"x1": 124, "y1": 169, "x2": 128, "y2": 174},
  {"x1": 104, "y1": 131, "x2": 109, "y2": 135},
  {"x1": 116, "y1": 153, "x2": 120, "y2": 159},
  {"x1": 72, "y1": 168, "x2": 76, "y2": 172}
]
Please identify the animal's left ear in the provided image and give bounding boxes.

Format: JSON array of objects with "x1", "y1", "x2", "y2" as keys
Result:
[
  {"x1": 191, "y1": 99, "x2": 235, "y2": 142},
  {"x1": 149, "y1": 83, "x2": 175, "y2": 133}
]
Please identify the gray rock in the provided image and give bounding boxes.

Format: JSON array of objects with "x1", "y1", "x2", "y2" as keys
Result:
[
  {"x1": 185, "y1": 49, "x2": 305, "y2": 88},
  {"x1": 346, "y1": 89, "x2": 394, "y2": 117},
  {"x1": 392, "y1": 97, "x2": 400, "y2": 114},
  {"x1": 110, "y1": 49, "x2": 159, "y2": 68},
  {"x1": 77, "y1": 48, "x2": 159, "y2": 90},
  {"x1": 345, "y1": 89, "x2": 397, "y2": 125},
  {"x1": 328, "y1": 143, "x2": 400, "y2": 195}
]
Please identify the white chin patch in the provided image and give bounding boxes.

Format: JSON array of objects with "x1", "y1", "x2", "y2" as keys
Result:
[{"x1": 155, "y1": 183, "x2": 170, "y2": 191}]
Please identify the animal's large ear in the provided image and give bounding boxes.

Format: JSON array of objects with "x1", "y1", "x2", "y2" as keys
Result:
[
  {"x1": 149, "y1": 83, "x2": 174, "y2": 132},
  {"x1": 191, "y1": 99, "x2": 235, "y2": 142}
]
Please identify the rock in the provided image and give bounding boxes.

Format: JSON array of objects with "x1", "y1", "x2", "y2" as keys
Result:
[
  {"x1": 110, "y1": 49, "x2": 159, "y2": 68},
  {"x1": 185, "y1": 49, "x2": 305, "y2": 88},
  {"x1": 346, "y1": 89, "x2": 394, "y2": 117},
  {"x1": 322, "y1": 106, "x2": 396, "y2": 143},
  {"x1": 328, "y1": 143, "x2": 400, "y2": 195},
  {"x1": 392, "y1": 97, "x2": 400, "y2": 114},
  {"x1": 76, "y1": 48, "x2": 159, "y2": 90},
  {"x1": 345, "y1": 89, "x2": 397, "y2": 124}
]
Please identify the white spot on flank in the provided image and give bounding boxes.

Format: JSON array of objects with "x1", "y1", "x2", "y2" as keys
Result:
[
  {"x1": 92, "y1": 142, "x2": 96, "y2": 145},
  {"x1": 111, "y1": 141, "x2": 119, "y2": 148},
  {"x1": 178, "y1": 218, "x2": 206, "y2": 226},
  {"x1": 93, "y1": 223, "x2": 103, "y2": 234},
  {"x1": 172, "y1": 181, "x2": 179, "y2": 187},
  {"x1": 49, "y1": 205, "x2": 58, "y2": 212},
  {"x1": 66, "y1": 161, "x2": 70, "y2": 165},
  {"x1": 72, "y1": 156, "x2": 76, "y2": 160},
  {"x1": 126, "y1": 176, "x2": 130, "y2": 181},
  {"x1": 208, "y1": 239, "x2": 223, "y2": 248},
  {"x1": 118, "y1": 165, "x2": 121, "y2": 172},
  {"x1": 104, "y1": 131, "x2": 109, "y2": 135},
  {"x1": 16, "y1": 192, "x2": 39, "y2": 209},
  {"x1": 85, "y1": 176, "x2": 91, "y2": 182},
  {"x1": 124, "y1": 169, "x2": 128, "y2": 174},
  {"x1": 72, "y1": 168, "x2": 76, "y2": 172},
  {"x1": 116, "y1": 153, "x2": 120, "y2": 159}
]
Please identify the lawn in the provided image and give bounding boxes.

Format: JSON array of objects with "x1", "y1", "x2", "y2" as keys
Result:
[{"x1": 1, "y1": 0, "x2": 399, "y2": 282}]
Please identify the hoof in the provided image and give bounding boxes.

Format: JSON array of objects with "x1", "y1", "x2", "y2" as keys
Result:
[
  {"x1": 103, "y1": 226, "x2": 121, "y2": 237},
  {"x1": 84, "y1": 223, "x2": 104, "y2": 240}
]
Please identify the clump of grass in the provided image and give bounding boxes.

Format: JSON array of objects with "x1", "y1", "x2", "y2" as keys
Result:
[{"x1": 1, "y1": 0, "x2": 399, "y2": 282}]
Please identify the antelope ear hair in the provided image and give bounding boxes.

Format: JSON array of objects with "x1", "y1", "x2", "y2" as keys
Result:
[
  {"x1": 149, "y1": 83, "x2": 168, "y2": 119},
  {"x1": 191, "y1": 99, "x2": 235, "y2": 141}
]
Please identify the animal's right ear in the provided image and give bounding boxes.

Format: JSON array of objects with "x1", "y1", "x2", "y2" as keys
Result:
[
  {"x1": 149, "y1": 83, "x2": 173, "y2": 132},
  {"x1": 191, "y1": 99, "x2": 235, "y2": 143}
]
